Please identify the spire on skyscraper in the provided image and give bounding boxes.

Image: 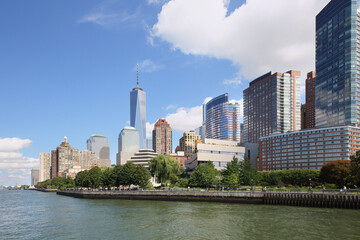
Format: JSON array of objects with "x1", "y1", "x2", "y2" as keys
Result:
[{"x1": 137, "y1": 64, "x2": 139, "y2": 88}]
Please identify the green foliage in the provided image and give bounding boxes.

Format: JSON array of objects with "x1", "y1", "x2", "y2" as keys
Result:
[
  {"x1": 36, "y1": 176, "x2": 75, "y2": 189},
  {"x1": 259, "y1": 169, "x2": 319, "y2": 187},
  {"x1": 320, "y1": 160, "x2": 351, "y2": 187},
  {"x1": 133, "y1": 165, "x2": 151, "y2": 188},
  {"x1": 189, "y1": 162, "x2": 220, "y2": 188},
  {"x1": 177, "y1": 178, "x2": 189, "y2": 188},
  {"x1": 149, "y1": 155, "x2": 183, "y2": 186},
  {"x1": 239, "y1": 157, "x2": 260, "y2": 185},
  {"x1": 101, "y1": 168, "x2": 114, "y2": 188},
  {"x1": 350, "y1": 151, "x2": 360, "y2": 186},
  {"x1": 88, "y1": 166, "x2": 102, "y2": 188}
]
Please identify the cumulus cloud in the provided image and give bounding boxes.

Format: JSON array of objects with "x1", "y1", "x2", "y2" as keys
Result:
[
  {"x1": 163, "y1": 104, "x2": 178, "y2": 111},
  {"x1": 0, "y1": 138, "x2": 38, "y2": 185},
  {"x1": 135, "y1": 59, "x2": 163, "y2": 73},
  {"x1": 151, "y1": 0, "x2": 330, "y2": 80},
  {"x1": 146, "y1": 122, "x2": 155, "y2": 138}
]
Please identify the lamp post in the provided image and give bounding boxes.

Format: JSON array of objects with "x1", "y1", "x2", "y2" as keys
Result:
[
  {"x1": 309, "y1": 178, "x2": 312, "y2": 194},
  {"x1": 251, "y1": 178, "x2": 254, "y2": 193}
]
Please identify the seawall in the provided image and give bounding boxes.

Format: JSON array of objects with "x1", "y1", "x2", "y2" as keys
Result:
[{"x1": 57, "y1": 190, "x2": 360, "y2": 209}]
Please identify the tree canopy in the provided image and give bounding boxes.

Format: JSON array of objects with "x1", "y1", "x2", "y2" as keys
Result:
[
  {"x1": 149, "y1": 155, "x2": 182, "y2": 186},
  {"x1": 189, "y1": 161, "x2": 220, "y2": 188}
]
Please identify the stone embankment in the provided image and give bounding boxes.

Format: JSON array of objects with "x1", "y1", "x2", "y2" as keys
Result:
[{"x1": 57, "y1": 190, "x2": 360, "y2": 209}]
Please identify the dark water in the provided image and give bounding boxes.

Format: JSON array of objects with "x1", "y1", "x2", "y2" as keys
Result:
[{"x1": 0, "y1": 190, "x2": 359, "y2": 240}]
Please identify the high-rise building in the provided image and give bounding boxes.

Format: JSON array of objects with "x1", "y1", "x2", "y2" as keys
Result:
[
  {"x1": 244, "y1": 71, "x2": 301, "y2": 144},
  {"x1": 31, "y1": 169, "x2": 39, "y2": 186},
  {"x1": 39, "y1": 152, "x2": 51, "y2": 182},
  {"x1": 304, "y1": 72, "x2": 316, "y2": 129},
  {"x1": 315, "y1": 0, "x2": 360, "y2": 128},
  {"x1": 130, "y1": 66, "x2": 146, "y2": 149},
  {"x1": 152, "y1": 119, "x2": 172, "y2": 155},
  {"x1": 203, "y1": 93, "x2": 241, "y2": 142},
  {"x1": 86, "y1": 134, "x2": 110, "y2": 160},
  {"x1": 116, "y1": 126, "x2": 140, "y2": 165},
  {"x1": 178, "y1": 131, "x2": 201, "y2": 156}
]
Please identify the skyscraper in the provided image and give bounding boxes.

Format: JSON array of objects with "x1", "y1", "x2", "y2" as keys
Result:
[
  {"x1": 178, "y1": 131, "x2": 201, "y2": 156},
  {"x1": 243, "y1": 71, "x2": 301, "y2": 144},
  {"x1": 39, "y1": 152, "x2": 51, "y2": 182},
  {"x1": 116, "y1": 126, "x2": 140, "y2": 165},
  {"x1": 130, "y1": 66, "x2": 146, "y2": 148},
  {"x1": 302, "y1": 71, "x2": 316, "y2": 129},
  {"x1": 86, "y1": 134, "x2": 110, "y2": 160},
  {"x1": 203, "y1": 93, "x2": 241, "y2": 142},
  {"x1": 315, "y1": 0, "x2": 360, "y2": 128},
  {"x1": 152, "y1": 119, "x2": 172, "y2": 155}
]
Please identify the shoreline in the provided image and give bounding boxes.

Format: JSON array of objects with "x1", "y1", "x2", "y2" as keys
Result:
[{"x1": 57, "y1": 190, "x2": 360, "y2": 209}]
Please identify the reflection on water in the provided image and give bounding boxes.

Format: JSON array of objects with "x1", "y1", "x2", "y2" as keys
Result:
[{"x1": 0, "y1": 190, "x2": 359, "y2": 240}]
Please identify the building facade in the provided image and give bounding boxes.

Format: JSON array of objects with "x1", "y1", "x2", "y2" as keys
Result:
[
  {"x1": 152, "y1": 119, "x2": 172, "y2": 155},
  {"x1": 31, "y1": 169, "x2": 39, "y2": 186},
  {"x1": 203, "y1": 93, "x2": 241, "y2": 142},
  {"x1": 169, "y1": 151, "x2": 188, "y2": 168},
  {"x1": 130, "y1": 72, "x2": 147, "y2": 149},
  {"x1": 39, "y1": 152, "x2": 51, "y2": 182},
  {"x1": 258, "y1": 126, "x2": 360, "y2": 171},
  {"x1": 243, "y1": 71, "x2": 301, "y2": 144},
  {"x1": 116, "y1": 126, "x2": 140, "y2": 165},
  {"x1": 86, "y1": 134, "x2": 110, "y2": 160},
  {"x1": 303, "y1": 71, "x2": 316, "y2": 129},
  {"x1": 177, "y1": 131, "x2": 201, "y2": 156},
  {"x1": 127, "y1": 149, "x2": 158, "y2": 168},
  {"x1": 186, "y1": 138, "x2": 245, "y2": 171},
  {"x1": 315, "y1": 0, "x2": 360, "y2": 128}
]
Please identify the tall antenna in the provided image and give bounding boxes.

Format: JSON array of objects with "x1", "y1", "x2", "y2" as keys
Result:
[{"x1": 136, "y1": 64, "x2": 139, "y2": 88}]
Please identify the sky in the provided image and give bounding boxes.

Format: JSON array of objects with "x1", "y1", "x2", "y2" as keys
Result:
[{"x1": 0, "y1": 0, "x2": 330, "y2": 186}]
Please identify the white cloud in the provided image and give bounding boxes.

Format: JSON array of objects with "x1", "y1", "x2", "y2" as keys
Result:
[
  {"x1": 146, "y1": 122, "x2": 155, "y2": 138},
  {"x1": 0, "y1": 138, "x2": 38, "y2": 185},
  {"x1": 135, "y1": 59, "x2": 163, "y2": 73},
  {"x1": 78, "y1": 1, "x2": 139, "y2": 26},
  {"x1": 151, "y1": 0, "x2": 330, "y2": 80},
  {"x1": 163, "y1": 104, "x2": 178, "y2": 110},
  {"x1": 0, "y1": 138, "x2": 31, "y2": 152},
  {"x1": 147, "y1": 0, "x2": 168, "y2": 5},
  {"x1": 223, "y1": 78, "x2": 242, "y2": 86}
]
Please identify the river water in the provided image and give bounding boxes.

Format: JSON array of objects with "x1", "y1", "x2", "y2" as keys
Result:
[{"x1": 0, "y1": 190, "x2": 359, "y2": 240}]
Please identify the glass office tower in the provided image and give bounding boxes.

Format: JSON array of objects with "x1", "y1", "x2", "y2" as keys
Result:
[
  {"x1": 315, "y1": 0, "x2": 360, "y2": 127},
  {"x1": 204, "y1": 93, "x2": 241, "y2": 142},
  {"x1": 130, "y1": 83, "x2": 146, "y2": 149}
]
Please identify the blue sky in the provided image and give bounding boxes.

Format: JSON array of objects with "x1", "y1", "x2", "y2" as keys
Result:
[{"x1": 0, "y1": 0, "x2": 330, "y2": 186}]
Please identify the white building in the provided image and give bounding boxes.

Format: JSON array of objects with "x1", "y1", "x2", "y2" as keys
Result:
[
  {"x1": 39, "y1": 152, "x2": 51, "y2": 182},
  {"x1": 186, "y1": 138, "x2": 245, "y2": 170},
  {"x1": 116, "y1": 126, "x2": 140, "y2": 165}
]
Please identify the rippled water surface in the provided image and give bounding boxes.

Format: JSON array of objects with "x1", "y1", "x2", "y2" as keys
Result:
[{"x1": 1, "y1": 190, "x2": 360, "y2": 240}]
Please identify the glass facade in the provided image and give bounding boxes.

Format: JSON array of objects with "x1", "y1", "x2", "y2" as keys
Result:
[
  {"x1": 130, "y1": 87, "x2": 146, "y2": 149},
  {"x1": 204, "y1": 93, "x2": 241, "y2": 142},
  {"x1": 315, "y1": 0, "x2": 360, "y2": 127}
]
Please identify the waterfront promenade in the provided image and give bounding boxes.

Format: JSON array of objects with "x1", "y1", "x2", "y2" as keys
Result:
[{"x1": 57, "y1": 189, "x2": 360, "y2": 209}]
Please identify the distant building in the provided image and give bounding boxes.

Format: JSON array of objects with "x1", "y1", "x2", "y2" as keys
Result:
[
  {"x1": 152, "y1": 119, "x2": 172, "y2": 155},
  {"x1": 87, "y1": 133, "x2": 110, "y2": 167},
  {"x1": 127, "y1": 149, "x2": 158, "y2": 168},
  {"x1": 177, "y1": 131, "x2": 201, "y2": 157},
  {"x1": 31, "y1": 169, "x2": 39, "y2": 186},
  {"x1": 186, "y1": 139, "x2": 245, "y2": 171},
  {"x1": 116, "y1": 126, "x2": 140, "y2": 165},
  {"x1": 203, "y1": 93, "x2": 241, "y2": 142},
  {"x1": 130, "y1": 67, "x2": 147, "y2": 148},
  {"x1": 315, "y1": 0, "x2": 360, "y2": 128},
  {"x1": 258, "y1": 126, "x2": 360, "y2": 171},
  {"x1": 50, "y1": 136, "x2": 99, "y2": 178},
  {"x1": 146, "y1": 138, "x2": 153, "y2": 150},
  {"x1": 302, "y1": 71, "x2": 316, "y2": 129},
  {"x1": 169, "y1": 151, "x2": 188, "y2": 168},
  {"x1": 39, "y1": 152, "x2": 51, "y2": 182}
]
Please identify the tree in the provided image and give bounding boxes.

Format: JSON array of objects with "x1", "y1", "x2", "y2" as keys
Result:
[
  {"x1": 320, "y1": 160, "x2": 351, "y2": 187},
  {"x1": 101, "y1": 168, "x2": 114, "y2": 188},
  {"x1": 239, "y1": 157, "x2": 259, "y2": 186},
  {"x1": 189, "y1": 162, "x2": 220, "y2": 188},
  {"x1": 149, "y1": 155, "x2": 182, "y2": 186},
  {"x1": 222, "y1": 156, "x2": 242, "y2": 188},
  {"x1": 133, "y1": 165, "x2": 151, "y2": 188},
  {"x1": 118, "y1": 163, "x2": 138, "y2": 186},
  {"x1": 112, "y1": 165, "x2": 123, "y2": 187},
  {"x1": 350, "y1": 151, "x2": 360, "y2": 186},
  {"x1": 88, "y1": 166, "x2": 102, "y2": 188}
]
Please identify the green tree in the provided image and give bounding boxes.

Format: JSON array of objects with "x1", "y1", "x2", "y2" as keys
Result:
[
  {"x1": 350, "y1": 151, "x2": 360, "y2": 186},
  {"x1": 239, "y1": 157, "x2": 259, "y2": 186},
  {"x1": 189, "y1": 162, "x2": 220, "y2": 188},
  {"x1": 112, "y1": 165, "x2": 123, "y2": 187},
  {"x1": 149, "y1": 155, "x2": 182, "y2": 186},
  {"x1": 222, "y1": 156, "x2": 242, "y2": 188},
  {"x1": 101, "y1": 168, "x2": 114, "y2": 188},
  {"x1": 88, "y1": 166, "x2": 102, "y2": 188},
  {"x1": 118, "y1": 163, "x2": 137, "y2": 186},
  {"x1": 133, "y1": 165, "x2": 151, "y2": 188},
  {"x1": 320, "y1": 160, "x2": 351, "y2": 187}
]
